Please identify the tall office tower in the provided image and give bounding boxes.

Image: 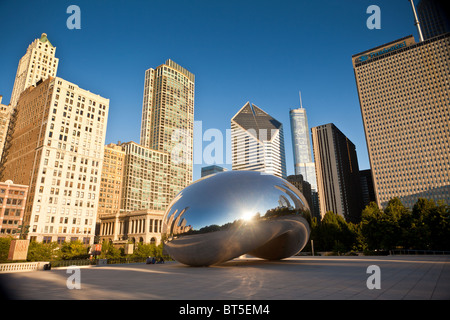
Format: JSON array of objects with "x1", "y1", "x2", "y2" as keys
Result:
[
  {"x1": 289, "y1": 101, "x2": 318, "y2": 190},
  {"x1": 352, "y1": 34, "x2": 450, "y2": 208},
  {"x1": 97, "y1": 143, "x2": 125, "y2": 220},
  {"x1": 360, "y1": 169, "x2": 376, "y2": 208},
  {"x1": 289, "y1": 97, "x2": 320, "y2": 218},
  {"x1": 140, "y1": 59, "x2": 195, "y2": 196},
  {"x1": 231, "y1": 102, "x2": 287, "y2": 178},
  {"x1": 418, "y1": 0, "x2": 450, "y2": 40},
  {"x1": 0, "y1": 96, "x2": 12, "y2": 162},
  {"x1": 0, "y1": 77, "x2": 109, "y2": 244},
  {"x1": 312, "y1": 123, "x2": 363, "y2": 222},
  {"x1": 120, "y1": 141, "x2": 171, "y2": 212},
  {"x1": 10, "y1": 33, "x2": 59, "y2": 108}
]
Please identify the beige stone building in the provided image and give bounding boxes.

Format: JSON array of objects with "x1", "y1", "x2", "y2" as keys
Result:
[
  {"x1": 0, "y1": 76, "x2": 109, "y2": 244},
  {"x1": 97, "y1": 143, "x2": 125, "y2": 220},
  {"x1": 0, "y1": 96, "x2": 12, "y2": 163},
  {"x1": 98, "y1": 209, "x2": 164, "y2": 245},
  {"x1": 10, "y1": 33, "x2": 59, "y2": 108},
  {"x1": 97, "y1": 59, "x2": 196, "y2": 247},
  {"x1": 96, "y1": 141, "x2": 171, "y2": 244},
  {"x1": 352, "y1": 33, "x2": 450, "y2": 208}
]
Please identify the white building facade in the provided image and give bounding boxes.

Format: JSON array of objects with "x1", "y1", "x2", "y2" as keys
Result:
[
  {"x1": 10, "y1": 33, "x2": 59, "y2": 108},
  {"x1": 231, "y1": 102, "x2": 286, "y2": 178},
  {"x1": 1, "y1": 77, "x2": 109, "y2": 244}
]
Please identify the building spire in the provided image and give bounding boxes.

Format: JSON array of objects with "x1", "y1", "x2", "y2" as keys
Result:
[{"x1": 299, "y1": 91, "x2": 303, "y2": 109}]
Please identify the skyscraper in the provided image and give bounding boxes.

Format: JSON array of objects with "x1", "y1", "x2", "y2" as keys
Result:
[
  {"x1": 140, "y1": 59, "x2": 195, "y2": 195},
  {"x1": 289, "y1": 99, "x2": 317, "y2": 191},
  {"x1": 231, "y1": 102, "x2": 286, "y2": 178},
  {"x1": 352, "y1": 33, "x2": 450, "y2": 208},
  {"x1": 360, "y1": 169, "x2": 376, "y2": 208},
  {"x1": 0, "y1": 96, "x2": 12, "y2": 162},
  {"x1": 417, "y1": 0, "x2": 450, "y2": 40},
  {"x1": 0, "y1": 77, "x2": 109, "y2": 244},
  {"x1": 120, "y1": 141, "x2": 171, "y2": 212},
  {"x1": 312, "y1": 123, "x2": 363, "y2": 222},
  {"x1": 9, "y1": 33, "x2": 59, "y2": 108},
  {"x1": 289, "y1": 99, "x2": 319, "y2": 218},
  {"x1": 97, "y1": 143, "x2": 125, "y2": 220}
]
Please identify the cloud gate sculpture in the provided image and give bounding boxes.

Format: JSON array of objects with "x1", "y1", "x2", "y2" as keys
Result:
[{"x1": 162, "y1": 171, "x2": 311, "y2": 266}]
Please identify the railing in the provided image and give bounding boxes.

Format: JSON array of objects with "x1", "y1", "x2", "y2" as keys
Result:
[
  {"x1": 49, "y1": 259, "x2": 96, "y2": 268},
  {"x1": 0, "y1": 256, "x2": 171, "y2": 273},
  {"x1": 0, "y1": 261, "x2": 49, "y2": 273},
  {"x1": 105, "y1": 257, "x2": 148, "y2": 264},
  {"x1": 389, "y1": 249, "x2": 450, "y2": 255}
]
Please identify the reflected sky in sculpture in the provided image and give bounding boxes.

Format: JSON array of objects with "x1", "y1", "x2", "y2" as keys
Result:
[
  {"x1": 165, "y1": 170, "x2": 309, "y2": 233},
  {"x1": 162, "y1": 171, "x2": 311, "y2": 266}
]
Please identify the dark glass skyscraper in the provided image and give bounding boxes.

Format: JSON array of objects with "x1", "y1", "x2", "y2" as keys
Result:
[
  {"x1": 417, "y1": 0, "x2": 450, "y2": 40},
  {"x1": 312, "y1": 123, "x2": 363, "y2": 222}
]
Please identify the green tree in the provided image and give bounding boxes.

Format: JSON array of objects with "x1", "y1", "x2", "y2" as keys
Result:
[
  {"x1": 131, "y1": 243, "x2": 162, "y2": 259},
  {"x1": 426, "y1": 200, "x2": 450, "y2": 250},
  {"x1": 382, "y1": 197, "x2": 409, "y2": 249},
  {"x1": 98, "y1": 240, "x2": 122, "y2": 259},
  {"x1": 0, "y1": 237, "x2": 12, "y2": 263},
  {"x1": 361, "y1": 198, "x2": 411, "y2": 251},
  {"x1": 405, "y1": 198, "x2": 434, "y2": 249},
  {"x1": 315, "y1": 211, "x2": 357, "y2": 252},
  {"x1": 27, "y1": 241, "x2": 59, "y2": 261},
  {"x1": 361, "y1": 201, "x2": 384, "y2": 252},
  {"x1": 60, "y1": 240, "x2": 89, "y2": 260},
  {"x1": 348, "y1": 222, "x2": 365, "y2": 252}
]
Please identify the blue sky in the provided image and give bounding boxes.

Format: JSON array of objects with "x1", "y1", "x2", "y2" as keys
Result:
[{"x1": 0, "y1": 0, "x2": 423, "y2": 180}]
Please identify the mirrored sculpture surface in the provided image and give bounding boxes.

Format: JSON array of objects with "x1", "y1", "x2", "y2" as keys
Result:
[{"x1": 162, "y1": 171, "x2": 311, "y2": 266}]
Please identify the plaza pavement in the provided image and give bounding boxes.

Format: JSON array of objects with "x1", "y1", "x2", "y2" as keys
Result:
[{"x1": 1, "y1": 255, "x2": 449, "y2": 300}]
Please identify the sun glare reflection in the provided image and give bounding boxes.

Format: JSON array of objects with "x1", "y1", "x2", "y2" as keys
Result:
[{"x1": 242, "y1": 211, "x2": 256, "y2": 221}]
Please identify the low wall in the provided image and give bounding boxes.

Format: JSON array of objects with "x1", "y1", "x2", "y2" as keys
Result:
[{"x1": 0, "y1": 261, "x2": 49, "y2": 273}]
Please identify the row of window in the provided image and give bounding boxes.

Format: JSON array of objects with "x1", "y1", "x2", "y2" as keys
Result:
[
  {"x1": 0, "y1": 197, "x2": 24, "y2": 206},
  {"x1": 42, "y1": 236, "x2": 90, "y2": 244}
]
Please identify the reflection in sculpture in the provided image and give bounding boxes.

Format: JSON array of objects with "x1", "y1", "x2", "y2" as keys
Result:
[{"x1": 162, "y1": 171, "x2": 311, "y2": 266}]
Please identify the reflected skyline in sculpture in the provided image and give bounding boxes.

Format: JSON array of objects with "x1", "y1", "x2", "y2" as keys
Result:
[{"x1": 162, "y1": 171, "x2": 311, "y2": 266}]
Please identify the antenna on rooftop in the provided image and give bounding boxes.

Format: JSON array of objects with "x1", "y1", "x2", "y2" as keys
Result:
[
  {"x1": 299, "y1": 91, "x2": 303, "y2": 109},
  {"x1": 408, "y1": 0, "x2": 424, "y2": 42}
]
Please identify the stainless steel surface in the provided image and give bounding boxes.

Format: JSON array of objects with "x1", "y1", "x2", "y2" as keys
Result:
[{"x1": 162, "y1": 171, "x2": 311, "y2": 266}]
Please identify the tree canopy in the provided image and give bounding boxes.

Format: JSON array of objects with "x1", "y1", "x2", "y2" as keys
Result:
[{"x1": 310, "y1": 197, "x2": 450, "y2": 254}]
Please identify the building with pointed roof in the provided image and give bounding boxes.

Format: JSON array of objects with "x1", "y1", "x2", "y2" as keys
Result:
[
  {"x1": 9, "y1": 33, "x2": 59, "y2": 108},
  {"x1": 231, "y1": 102, "x2": 286, "y2": 178},
  {"x1": 0, "y1": 96, "x2": 12, "y2": 163}
]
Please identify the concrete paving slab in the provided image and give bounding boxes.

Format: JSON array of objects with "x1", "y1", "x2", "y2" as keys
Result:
[{"x1": 1, "y1": 255, "x2": 449, "y2": 300}]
